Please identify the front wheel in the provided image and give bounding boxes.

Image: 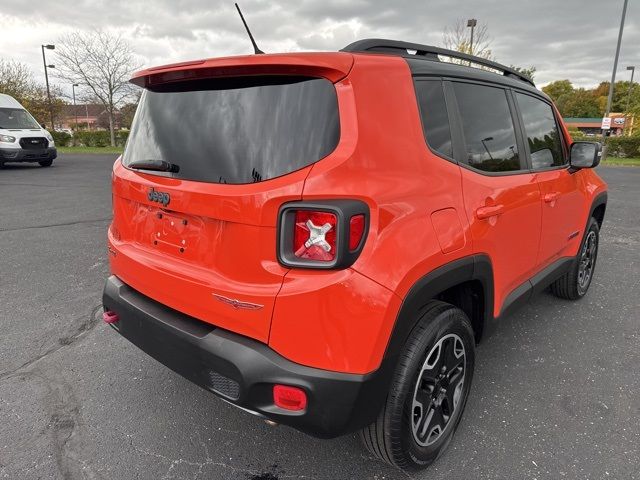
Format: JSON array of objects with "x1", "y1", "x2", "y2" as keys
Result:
[
  {"x1": 550, "y1": 217, "x2": 600, "y2": 300},
  {"x1": 39, "y1": 159, "x2": 53, "y2": 167},
  {"x1": 359, "y1": 301, "x2": 475, "y2": 471}
]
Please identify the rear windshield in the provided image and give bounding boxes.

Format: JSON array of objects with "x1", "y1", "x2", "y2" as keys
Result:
[
  {"x1": 0, "y1": 108, "x2": 40, "y2": 129},
  {"x1": 123, "y1": 76, "x2": 340, "y2": 184}
]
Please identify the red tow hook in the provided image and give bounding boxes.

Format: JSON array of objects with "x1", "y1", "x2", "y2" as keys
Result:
[{"x1": 103, "y1": 310, "x2": 120, "y2": 324}]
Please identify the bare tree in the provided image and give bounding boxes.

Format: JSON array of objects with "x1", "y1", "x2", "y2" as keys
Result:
[
  {"x1": 55, "y1": 30, "x2": 140, "y2": 146},
  {"x1": 442, "y1": 19, "x2": 493, "y2": 59},
  {"x1": 0, "y1": 60, "x2": 66, "y2": 126},
  {"x1": 0, "y1": 60, "x2": 34, "y2": 97}
]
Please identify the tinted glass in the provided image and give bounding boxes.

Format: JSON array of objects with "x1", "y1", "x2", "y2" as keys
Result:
[
  {"x1": 414, "y1": 80, "x2": 452, "y2": 157},
  {"x1": 453, "y1": 83, "x2": 522, "y2": 172},
  {"x1": 0, "y1": 108, "x2": 40, "y2": 129},
  {"x1": 123, "y1": 76, "x2": 339, "y2": 184},
  {"x1": 516, "y1": 93, "x2": 565, "y2": 169}
]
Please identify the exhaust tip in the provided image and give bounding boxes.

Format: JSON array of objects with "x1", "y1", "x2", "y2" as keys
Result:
[
  {"x1": 103, "y1": 310, "x2": 120, "y2": 324},
  {"x1": 264, "y1": 420, "x2": 278, "y2": 427}
]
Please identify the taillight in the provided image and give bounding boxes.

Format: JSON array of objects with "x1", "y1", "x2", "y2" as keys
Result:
[
  {"x1": 278, "y1": 200, "x2": 369, "y2": 269},
  {"x1": 294, "y1": 211, "x2": 337, "y2": 261}
]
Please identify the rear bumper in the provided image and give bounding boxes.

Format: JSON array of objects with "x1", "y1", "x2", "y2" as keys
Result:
[
  {"x1": 102, "y1": 275, "x2": 392, "y2": 438},
  {"x1": 0, "y1": 147, "x2": 57, "y2": 162}
]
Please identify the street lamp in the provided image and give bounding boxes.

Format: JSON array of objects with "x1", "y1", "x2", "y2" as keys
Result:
[
  {"x1": 72, "y1": 83, "x2": 79, "y2": 130},
  {"x1": 625, "y1": 66, "x2": 635, "y2": 132},
  {"x1": 467, "y1": 19, "x2": 477, "y2": 55},
  {"x1": 602, "y1": 0, "x2": 628, "y2": 141},
  {"x1": 41, "y1": 44, "x2": 55, "y2": 129},
  {"x1": 481, "y1": 136, "x2": 494, "y2": 160}
]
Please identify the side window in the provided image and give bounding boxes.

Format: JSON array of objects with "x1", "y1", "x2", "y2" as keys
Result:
[
  {"x1": 414, "y1": 80, "x2": 453, "y2": 158},
  {"x1": 452, "y1": 82, "x2": 523, "y2": 173},
  {"x1": 515, "y1": 93, "x2": 566, "y2": 169}
]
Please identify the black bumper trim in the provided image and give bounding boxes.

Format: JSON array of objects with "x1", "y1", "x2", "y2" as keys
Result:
[
  {"x1": 0, "y1": 147, "x2": 57, "y2": 162},
  {"x1": 102, "y1": 275, "x2": 392, "y2": 438}
]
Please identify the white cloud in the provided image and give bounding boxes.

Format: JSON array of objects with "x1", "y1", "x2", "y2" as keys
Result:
[{"x1": 2, "y1": 0, "x2": 639, "y2": 98}]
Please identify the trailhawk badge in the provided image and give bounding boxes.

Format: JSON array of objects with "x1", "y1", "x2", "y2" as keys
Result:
[{"x1": 213, "y1": 294, "x2": 264, "y2": 310}]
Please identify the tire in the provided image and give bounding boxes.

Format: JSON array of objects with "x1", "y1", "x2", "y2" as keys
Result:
[
  {"x1": 550, "y1": 217, "x2": 599, "y2": 300},
  {"x1": 359, "y1": 301, "x2": 475, "y2": 471},
  {"x1": 39, "y1": 159, "x2": 53, "y2": 167}
]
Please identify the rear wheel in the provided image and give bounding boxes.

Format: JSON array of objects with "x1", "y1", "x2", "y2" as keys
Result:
[
  {"x1": 550, "y1": 217, "x2": 599, "y2": 300},
  {"x1": 359, "y1": 301, "x2": 475, "y2": 471},
  {"x1": 39, "y1": 159, "x2": 53, "y2": 167}
]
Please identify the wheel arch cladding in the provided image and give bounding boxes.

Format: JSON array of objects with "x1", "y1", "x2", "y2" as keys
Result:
[
  {"x1": 382, "y1": 255, "x2": 494, "y2": 362},
  {"x1": 590, "y1": 192, "x2": 607, "y2": 228}
]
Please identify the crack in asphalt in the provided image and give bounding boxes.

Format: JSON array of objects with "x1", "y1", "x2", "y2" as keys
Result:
[
  {"x1": 0, "y1": 305, "x2": 103, "y2": 382},
  {"x1": 1, "y1": 305, "x2": 105, "y2": 479},
  {"x1": 129, "y1": 433, "x2": 320, "y2": 480},
  {"x1": 0, "y1": 217, "x2": 111, "y2": 233},
  {"x1": 16, "y1": 370, "x2": 106, "y2": 480}
]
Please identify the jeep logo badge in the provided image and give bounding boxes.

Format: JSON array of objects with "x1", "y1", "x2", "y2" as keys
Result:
[{"x1": 148, "y1": 188, "x2": 170, "y2": 207}]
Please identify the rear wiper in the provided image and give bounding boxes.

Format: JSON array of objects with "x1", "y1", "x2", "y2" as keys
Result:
[{"x1": 128, "y1": 159, "x2": 180, "y2": 173}]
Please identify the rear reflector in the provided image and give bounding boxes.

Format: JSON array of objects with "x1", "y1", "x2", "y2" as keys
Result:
[
  {"x1": 293, "y1": 211, "x2": 337, "y2": 262},
  {"x1": 349, "y1": 214, "x2": 365, "y2": 250},
  {"x1": 273, "y1": 385, "x2": 307, "y2": 411}
]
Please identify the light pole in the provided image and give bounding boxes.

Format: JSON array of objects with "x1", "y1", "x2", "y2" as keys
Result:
[
  {"x1": 467, "y1": 19, "x2": 477, "y2": 55},
  {"x1": 625, "y1": 66, "x2": 635, "y2": 135},
  {"x1": 72, "y1": 83, "x2": 79, "y2": 130},
  {"x1": 481, "y1": 136, "x2": 494, "y2": 160},
  {"x1": 41, "y1": 44, "x2": 55, "y2": 129},
  {"x1": 602, "y1": 0, "x2": 628, "y2": 142}
]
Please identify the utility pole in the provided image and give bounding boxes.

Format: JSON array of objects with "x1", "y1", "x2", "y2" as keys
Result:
[
  {"x1": 602, "y1": 0, "x2": 628, "y2": 143},
  {"x1": 467, "y1": 19, "x2": 477, "y2": 55},
  {"x1": 41, "y1": 44, "x2": 55, "y2": 129}
]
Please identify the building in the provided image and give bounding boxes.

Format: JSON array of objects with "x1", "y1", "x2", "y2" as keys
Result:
[
  {"x1": 59, "y1": 104, "x2": 122, "y2": 130},
  {"x1": 563, "y1": 113, "x2": 633, "y2": 136}
]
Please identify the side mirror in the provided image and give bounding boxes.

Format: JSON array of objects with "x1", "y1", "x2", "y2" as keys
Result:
[{"x1": 570, "y1": 141, "x2": 602, "y2": 169}]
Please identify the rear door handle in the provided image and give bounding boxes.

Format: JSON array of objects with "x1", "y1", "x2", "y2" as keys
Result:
[
  {"x1": 543, "y1": 192, "x2": 560, "y2": 203},
  {"x1": 475, "y1": 204, "x2": 505, "y2": 219}
]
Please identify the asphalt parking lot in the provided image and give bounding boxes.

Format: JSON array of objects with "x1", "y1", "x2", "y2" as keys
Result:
[{"x1": 1, "y1": 154, "x2": 638, "y2": 480}]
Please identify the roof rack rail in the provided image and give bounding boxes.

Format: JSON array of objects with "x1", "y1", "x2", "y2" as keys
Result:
[{"x1": 341, "y1": 38, "x2": 535, "y2": 87}]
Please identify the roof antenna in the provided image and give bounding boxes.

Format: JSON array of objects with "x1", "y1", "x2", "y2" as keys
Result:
[{"x1": 235, "y1": 3, "x2": 264, "y2": 54}]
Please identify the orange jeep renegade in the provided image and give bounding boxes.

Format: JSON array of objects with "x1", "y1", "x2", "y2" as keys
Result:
[{"x1": 103, "y1": 39, "x2": 607, "y2": 471}]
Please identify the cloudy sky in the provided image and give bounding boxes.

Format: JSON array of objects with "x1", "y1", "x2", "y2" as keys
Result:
[{"x1": 2, "y1": 0, "x2": 638, "y2": 97}]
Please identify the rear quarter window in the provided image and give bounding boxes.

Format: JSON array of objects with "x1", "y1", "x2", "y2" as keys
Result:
[
  {"x1": 413, "y1": 80, "x2": 453, "y2": 158},
  {"x1": 123, "y1": 76, "x2": 340, "y2": 184}
]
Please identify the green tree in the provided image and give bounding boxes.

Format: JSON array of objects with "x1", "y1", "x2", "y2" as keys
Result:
[
  {"x1": 560, "y1": 88, "x2": 601, "y2": 117},
  {"x1": 542, "y1": 80, "x2": 574, "y2": 102}
]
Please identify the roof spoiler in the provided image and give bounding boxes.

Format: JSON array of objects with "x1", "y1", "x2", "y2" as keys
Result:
[
  {"x1": 129, "y1": 53, "x2": 354, "y2": 89},
  {"x1": 341, "y1": 38, "x2": 535, "y2": 87}
]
